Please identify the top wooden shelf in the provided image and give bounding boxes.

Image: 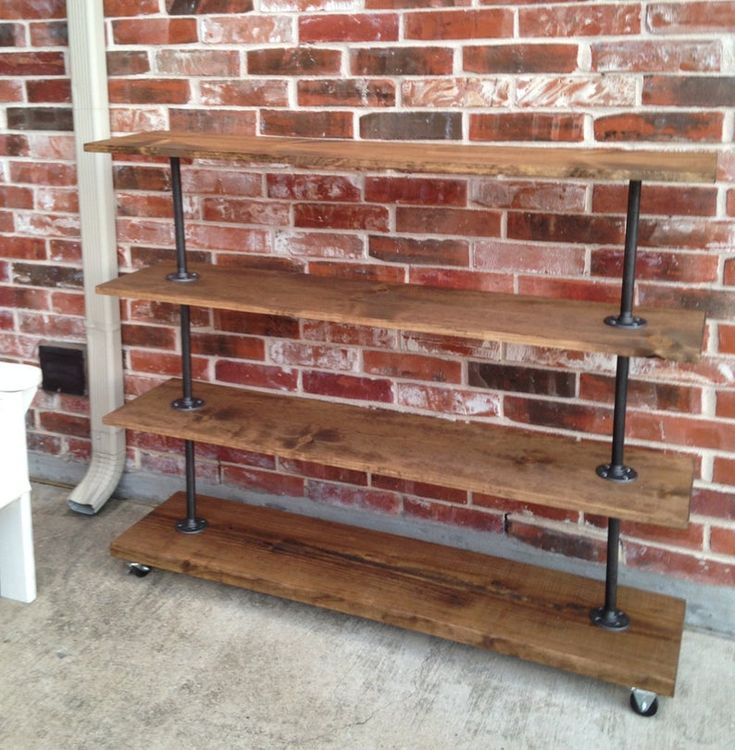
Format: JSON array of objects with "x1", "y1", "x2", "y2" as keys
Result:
[{"x1": 85, "y1": 131, "x2": 718, "y2": 183}]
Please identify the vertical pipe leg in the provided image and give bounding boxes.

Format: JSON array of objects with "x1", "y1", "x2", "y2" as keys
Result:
[
  {"x1": 605, "y1": 180, "x2": 646, "y2": 329},
  {"x1": 166, "y1": 157, "x2": 198, "y2": 284},
  {"x1": 176, "y1": 439, "x2": 207, "y2": 534},
  {"x1": 590, "y1": 518, "x2": 629, "y2": 630},
  {"x1": 171, "y1": 304, "x2": 204, "y2": 411},
  {"x1": 596, "y1": 356, "x2": 636, "y2": 483}
]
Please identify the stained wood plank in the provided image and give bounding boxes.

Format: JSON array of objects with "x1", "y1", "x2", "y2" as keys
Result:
[
  {"x1": 85, "y1": 131, "x2": 717, "y2": 183},
  {"x1": 111, "y1": 493, "x2": 685, "y2": 695},
  {"x1": 104, "y1": 379, "x2": 693, "y2": 529},
  {"x1": 97, "y1": 263, "x2": 705, "y2": 362}
]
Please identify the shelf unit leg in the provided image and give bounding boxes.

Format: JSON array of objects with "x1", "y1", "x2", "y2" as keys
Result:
[
  {"x1": 590, "y1": 518, "x2": 629, "y2": 630},
  {"x1": 176, "y1": 439, "x2": 207, "y2": 534},
  {"x1": 166, "y1": 157, "x2": 198, "y2": 284},
  {"x1": 605, "y1": 179, "x2": 646, "y2": 330},
  {"x1": 596, "y1": 356, "x2": 636, "y2": 483}
]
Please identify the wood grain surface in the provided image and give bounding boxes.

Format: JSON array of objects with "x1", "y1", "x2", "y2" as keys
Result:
[
  {"x1": 97, "y1": 263, "x2": 705, "y2": 362},
  {"x1": 111, "y1": 492, "x2": 685, "y2": 695},
  {"x1": 84, "y1": 131, "x2": 718, "y2": 183},
  {"x1": 104, "y1": 379, "x2": 693, "y2": 529}
]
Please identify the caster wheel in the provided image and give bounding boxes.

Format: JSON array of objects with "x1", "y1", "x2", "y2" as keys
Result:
[
  {"x1": 630, "y1": 689, "x2": 658, "y2": 717},
  {"x1": 127, "y1": 562, "x2": 152, "y2": 578}
]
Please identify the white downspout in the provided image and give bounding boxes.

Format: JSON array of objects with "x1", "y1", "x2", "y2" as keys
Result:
[{"x1": 66, "y1": 0, "x2": 125, "y2": 514}]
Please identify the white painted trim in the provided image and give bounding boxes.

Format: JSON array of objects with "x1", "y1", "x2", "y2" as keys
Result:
[{"x1": 66, "y1": 0, "x2": 125, "y2": 514}]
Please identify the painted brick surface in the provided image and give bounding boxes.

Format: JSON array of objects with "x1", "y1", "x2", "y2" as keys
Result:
[{"x1": 1, "y1": 0, "x2": 734, "y2": 586}]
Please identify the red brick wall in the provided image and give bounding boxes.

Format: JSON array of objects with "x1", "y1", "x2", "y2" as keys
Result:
[{"x1": 2, "y1": 0, "x2": 735, "y2": 584}]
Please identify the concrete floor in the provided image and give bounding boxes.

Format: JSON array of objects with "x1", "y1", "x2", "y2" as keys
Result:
[{"x1": 1, "y1": 484, "x2": 733, "y2": 750}]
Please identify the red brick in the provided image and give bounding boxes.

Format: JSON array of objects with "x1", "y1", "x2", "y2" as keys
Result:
[
  {"x1": 0, "y1": 237, "x2": 45, "y2": 260},
  {"x1": 351, "y1": 47, "x2": 452, "y2": 76},
  {"x1": 470, "y1": 362, "x2": 575, "y2": 397},
  {"x1": 27, "y1": 432, "x2": 62, "y2": 455},
  {"x1": 303, "y1": 371, "x2": 393, "y2": 402},
  {"x1": 185, "y1": 168, "x2": 261, "y2": 197},
  {"x1": 0, "y1": 22, "x2": 23, "y2": 46},
  {"x1": 278, "y1": 458, "x2": 367, "y2": 486},
  {"x1": 474, "y1": 182, "x2": 586, "y2": 214},
  {"x1": 275, "y1": 231, "x2": 364, "y2": 259},
  {"x1": 201, "y1": 15, "x2": 292, "y2": 44},
  {"x1": 373, "y1": 475, "x2": 466, "y2": 504},
  {"x1": 629, "y1": 411, "x2": 735, "y2": 451},
  {"x1": 202, "y1": 197, "x2": 289, "y2": 227},
  {"x1": 363, "y1": 350, "x2": 461, "y2": 384},
  {"x1": 646, "y1": 2, "x2": 735, "y2": 33},
  {"x1": 361, "y1": 112, "x2": 461, "y2": 141},
  {"x1": 261, "y1": 110, "x2": 353, "y2": 139},
  {"x1": 517, "y1": 75, "x2": 635, "y2": 108},
  {"x1": 365, "y1": 177, "x2": 466, "y2": 207},
  {"x1": 7, "y1": 107, "x2": 73, "y2": 131},
  {"x1": 401, "y1": 77, "x2": 508, "y2": 108},
  {"x1": 622, "y1": 520, "x2": 706, "y2": 551},
  {"x1": 0, "y1": 185, "x2": 33, "y2": 209},
  {"x1": 121, "y1": 324, "x2": 176, "y2": 350},
  {"x1": 710, "y1": 527, "x2": 735, "y2": 556},
  {"x1": 296, "y1": 203, "x2": 389, "y2": 232},
  {"x1": 268, "y1": 174, "x2": 360, "y2": 203},
  {"x1": 397, "y1": 382, "x2": 499, "y2": 416},
  {"x1": 306, "y1": 480, "x2": 401, "y2": 514},
  {"x1": 107, "y1": 51, "x2": 150, "y2": 77},
  {"x1": 139, "y1": 450, "x2": 218, "y2": 482},
  {"x1": 643, "y1": 76, "x2": 735, "y2": 107},
  {"x1": 114, "y1": 165, "x2": 170, "y2": 192},
  {"x1": 714, "y1": 458, "x2": 735, "y2": 486},
  {"x1": 215, "y1": 310, "x2": 299, "y2": 338},
  {"x1": 727, "y1": 190, "x2": 735, "y2": 218},
  {"x1": 508, "y1": 212, "x2": 625, "y2": 245},
  {"x1": 191, "y1": 332, "x2": 264, "y2": 360},
  {"x1": 692, "y1": 488, "x2": 735, "y2": 520},
  {"x1": 724, "y1": 258, "x2": 735, "y2": 285},
  {"x1": 0, "y1": 80, "x2": 23, "y2": 102},
  {"x1": 405, "y1": 9, "x2": 511, "y2": 39},
  {"x1": 199, "y1": 80, "x2": 287, "y2": 107},
  {"x1": 129, "y1": 350, "x2": 208, "y2": 379},
  {"x1": 168, "y1": 0, "x2": 253, "y2": 12},
  {"x1": 638, "y1": 218, "x2": 734, "y2": 250},
  {"x1": 0, "y1": 51, "x2": 65, "y2": 76},
  {"x1": 222, "y1": 465, "x2": 303, "y2": 498},
  {"x1": 12, "y1": 262, "x2": 82, "y2": 288},
  {"x1": 298, "y1": 79, "x2": 395, "y2": 107},
  {"x1": 508, "y1": 520, "x2": 606, "y2": 563},
  {"x1": 592, "y1": 248, "x2": 718, "y2": 284},
  {"x1": 474, "y1": 240, "x2": 585, "y2": 276},
  {"x1": 215, "y1": 360, "x2": 298, "y2": 391},
  {"x1": 0, "y1": 135, "x2": 29, "y2": 157},
  {"x1": 517, "y1": 276, "x2": 620, "y2": 304},
  {"x1": 36, "y1": 187, "x2": 79, "y2": 213},
  {"x1": 112, "y1": 18, "x2": 198, "y2": 45},
  {"x1": 49, "y1": 239, "x2": 80, "y2": 263},
  {"x1": 639, "y1": 285, "x2": 735, "y2": 320},
  {"x1": 593, "y1": 184, "x2": 717, "y2": 217},
  {"x1": 39, "y1": 412, "x2": 89, "y2": 439},
  {"x1": 367, "y1": 0, "x2": 468, "y2": 6},
  {"x1": 506, "y1": 396, "x2": 611, "y2": 435},
  {"x1": 464, "y1": 43, "x2": 577, "y2": 74},
  {"x1": 396, "y1": 206, "x2": 501, "y2": 237},
  {"x1": 595, "y1": 112, "x2": 723, "y2": 143},
  {"x1": 624, "y1": 542, "x2": 735, "y2": 585},
  {"x1": 591, "y1": 40, "x2": 721, "y2": 72},
  {"x1": 110, "y1": 107, "x2": 167, "y2": 133},
  {"x1": 50, "y1": 291, "x2": 84, "y2": 316},
  {"x1": 473, "y1": 492, "x2": 578, "y2": 523},
  {"x1": 717, "y1": 391, "x2": 735, "y2": 419},
  {"x1": 248, "y1": 47, "x2": 341, "y2": 76},
  {"x1": 369, "y1": 236, "x2": 469, "y2": 267},
  {"x1": 0, "y1": 286, "x2": 50, "y2": 310},
  {"x1": 409, "y1": 268, "x2": 513, "y2": 293},
  {"x1": 29, "y1": 21, "x2": 67, "y2": 46},
  {"x1": 169, "y1": 108, "x2": 256, "y2": 136},
  {"x1": 404, "y1": 497, "x2": 501, "y2": 532},
  {"x1": 580, "y1": 373, "x2": 701, "y2": 413},
  {"x1": 470, "y1": 113, "x2": 584, "y2": 142},
  {"x1": 155, "y1": 50, "x2": 240, "y2": 77},
  {"x1": 109, "y1": 79, "x2": 190, "y2": 105},
  {"x1": 117, "y1": 192, "x2": 177, "y2": 220},
  {"x1": 520, "y1": 4, "x2": 640, "y2": 37},
  {"x1": 719, "y1": 324, "x2": 735, "y2": 354},
  {"x1": 303, "y1": 320, "x2": 399, "y2": 348},
  {"x1": 268, "y1": 341, "x2": 357, "y2": 371},
  {"x1": 105, "y1": 0, "x2": 160, "y2": 15},
  {"x1": 300, "y1": 13, "x2": 398, "y2": 42},
  {"x1": 0, "y1": 1, "x2": 65, "y2": 19}
]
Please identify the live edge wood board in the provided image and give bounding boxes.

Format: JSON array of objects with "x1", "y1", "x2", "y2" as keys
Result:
[
  {"x1": 105, "y1": 379, "x2": 693, "y2": 529},
  {"x1": 111, "y1": 492, "x2": 685, "y2": 696},
  {"x1": 98, "y1": 262, "x2": 705, "y2": 362},
  {"x1": 84, "y1": 131, "x2": 718, "y2": 183}
]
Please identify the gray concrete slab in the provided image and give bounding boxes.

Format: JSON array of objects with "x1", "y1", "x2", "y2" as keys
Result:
[{"x1": 1, "y1": 483, "x2": 733, "y2": 750}]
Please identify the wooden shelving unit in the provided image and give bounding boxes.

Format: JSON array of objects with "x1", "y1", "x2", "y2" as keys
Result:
[{"x1": 86, "y1": 132, "x2": 715, "y2": 711}]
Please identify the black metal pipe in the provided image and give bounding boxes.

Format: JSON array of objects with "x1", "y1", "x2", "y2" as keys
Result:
[
  {"x1": 597, "y1": 356, "x2": 636, "y2": 483},
  {"x1": 590, "y1": 518, "x2": 628, "y2": 630},
  {"x1": 605, "y1": 180, "x2": 645, "y2": 329},
  {"x1": 176, "y1": 439, "x2": 207, "y2": 534},
  {"x1": 167, "y1": 157, "x2": 198, "y2": 283}
]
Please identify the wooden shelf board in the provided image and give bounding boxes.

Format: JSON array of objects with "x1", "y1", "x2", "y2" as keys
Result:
[
  {"x1": 85, "y1": 131, "x2": 717, "y2": 183},
  {"x1": 98, "y1": 263, "x2": 704, "y2": 362},
  {"x1": 111, "y1": 493, "x2": 685, "y2": 695},
  {"x1": 105, "y1": 379, "x2": 693, "y2": 529}
]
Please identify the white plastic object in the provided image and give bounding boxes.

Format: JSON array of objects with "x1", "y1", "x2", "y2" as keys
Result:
[{"x1": 0, "y1": 362, "x2": 42, "y2": 603}]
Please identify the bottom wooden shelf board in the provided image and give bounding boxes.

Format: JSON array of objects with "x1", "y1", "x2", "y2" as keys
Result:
[{"x1": 111, "y1": 493, "x2": 685, "y2": 696}]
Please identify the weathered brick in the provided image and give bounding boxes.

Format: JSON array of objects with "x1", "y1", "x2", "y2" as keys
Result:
[
  {"x1": 0, "y1": 186, "x2": 34, "y2": 210},
  {"x1": 717, "y1": 391, "x2": 735, "y2": 419},
  {"x1": 0, "y1": 80, "x2": 23, "y2": 102},
  {"x1": 643, "y1": 76, "x2": 735, "y2": 107},
  {"x1": 105, "y1": 0, "x2": 160, "y2": 15},
  {"x1": 112, "y1": 18, "x2": 198, "y2": 45},
  {"x1": 298, "y1": 79, "x2": 395, "y2": 107},
  {"x1": 109, "y1": 79, "x2": 191, "y2": 105},
  {"x1": 692, "y1": 488, "x2": 735, "y2": 520},
  {"x1": 646, "y1": 2, "x2": 735, "y2": 33},
  {"x1": 397, "y1": 206, "x2": 501, "y2": 237},
  {"x1": 169, "y1": 108, "x2": 256, "y2": 135},
  {"x1": 201, "y1": 15, "x2": 292, "y2": 44},
  {"x1": 215, "y1": 309, "x2": 299, "y2": 339},
  {"x1": 168, "y1": 0, "x2": 253, "y2": 13},
  {"x1": 303, "y1": 371, "x2": 393, "y2": 402},
  {"x1": 121, "y1": 324, "x2": 177, "y2": 351},
  {"x1": 719, "y1": 324, "x2": 735, "y2": 354},
  {"x1": 0, "y1": 134, "x2": 29, "y2": 156},
  {"x1": 520, "y1": 4, "x2": 640, "y2": 37},
  {"x1": 725, "y1": 258, "x2": 735, "y2": 285},
  {"x1": 117, "y1": 192, "x2": 177, "y2": 220},
  {"x1": 303, "y1": 321, "x2": 398, "y2": 349},
  {"x1": 114, "y1": 165, "x2": 170, "y2": 192},
  {"x1": 396, "y1": 382, "x2": 499, "y2": 416},
  {"x1": 710, "y1": 527, "x2": 735, "y2": 557},
  {"x1": 508, "y1": 212, "x2": 625, "y2": 245},
  {"x1": 305, "y1": 480, "x2": 401, "y2": 515},
  {"x1": 222, "y1": 465, "x2": 303, "y2": 497},
  {"x1": 516, "y1": 75, "x2": 635, "y2": 108},
  {"x1": 369, "y1": 236, "x2": 469, "y2": 267},
  {"x1": 508, "y1": 520, "x2": 606, "y2": 563},
  {"x1": 12, "y1": 263, "x2": 83, "y2": 289},
  {"x1": 591, "y1": 40, "x2": 721, "y2": 72},
  {"x1": 50, "y1": 291, "x2": 85, "y2": 316},
  {"x1": 579, "y1": 373, "x2": 701, "y2": 413},
  {"x1": 470, "y1": 113, "x2": 584, "y2": 142},
  {"x1": 185, "y1": 168, "x2": 262, "y2": 197},
  {"x1": 49, "y1": 239, "x2": 81, "y2": 263},
  {"x1": 367, "y1": 0, "x2": 468, "y2": 6},
  {"x1": 0, "y1": 22, "x2": 23, "y2": 46},
  {"x1": 155, "y1": 50, "x2": 240, "y2": 77},
  {"x1": 366, "y1": 177, "x2": 466, "y2": 206},
  {"x1": 39, "y1": 412, "x2": 90, "y2": 440},
  {"x1": 37, "y1": 187, "x2": 79, "y2": 213},
  {"x1": 107, "y1": 51, "x2": 150, "y2": 77},
  {"x1": 309, "y1": 260, "x2": 405, "y2": 284},
  {"x1": 351, "y1": 47, "x2": 452, "y2": 76},
  {"x1": 713, "y1": 458, "x2": 735, "y2": 486},
  {"x1": 361, "y1": 112, "x2": 461, "y2": 141},
  {"x1": 295, "y1": 203, "x2": 388, "y2": 232},
  {"x1": 517, "y1": 277, "x2": 619, "y2": 304},
  {"x1": 300, "y1": 13, "x2": 399, "y2": 42},
  {"x1": 595, "y1": 112, "x2": 723, "y2": 142},
  {"x1": 0, "y1": 285, "x2": 50, "y2": 310},
  {"x1": 405, "y1": 9, "x2": 512, "y2": 39},
  {"x1": 215, "y1": 360, "x2": 297, "y2": 391},
  {"x1": 474, "y1": 240, "x2": 586, "y2": 276},
  {"x1": 472, "y1": 181, "x2": 586, "y2": 212},
  {"x1": 29, "y1": 21, "x2": 67, "y2": 46},
  {"x1": 372, "y1": 475, "x2": 466, "y2": 504},
  {"x1": 464, "y1": 44, "x2": 578, "y2": 74},
  {"x1": 727, "y1": 189, "x2": 735, "y2": 218},
  {"x1": 591, "y1": 248, "x2": 718, "y2": 284},
  {"x1": 261, "y1": 110, "x2": 353, "y2": 139},
  {"x1": 401, "y1": 77, "x2": 508, "y2": 108},
  {"x1": 111, "y1": 107, "x2": 168, "y2": 133},
  {"x1": 0, "y1": 0, "x2": 66, "y2": 19},
  {"x1": 469, "y1": 362, "x2": 576, "y2": 397},
  {"x1": 474, "y1": 493, "x2": 578, "y2": 523},
  {"x1": 248, "y1": 48, "x2": 341, "y2": 76},
  {"x1": 0, "y1": 52, "x2": 65, "y2": 76},
  {"x1": 268, "y1": 174, "x2": 360, "y2": 203},
  {"x1": 506, "y1": 396, "x2": 612, "y2": 434},
  {"x1": 624, "y1": 542, "x2": 734, "y2": 586},
  {"x1": 404, "y1": 498, "x2": 502, "y2": 532},
  {"x1": 363, "y1": 350, "x2": 462, "y2": 384},
  {"x1": 6, "y1": 107, "x2": 73, "y2": 131},
  {"x1": 637, "y1": 218, "x2": 734, "y2": 249},
  {"x1": 628, "y1": 410, "x2": 735, "y2": 451},
  {"x1": 275, "y1": 231, "x2": 364, "y2": 259},
  {"x1": 200, "y1": 80, "x2": 288, "y2": 107},
  {"x1": 269, "y1": 341, "x2": 357, "y2": 371},
  {"x1": 593, "y1": 184, "x2": 717, "y2": 217}
]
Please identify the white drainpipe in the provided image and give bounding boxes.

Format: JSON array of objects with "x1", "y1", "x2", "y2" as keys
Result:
[{"x1": 66, "y1": 0, "x2": 125, "y2": 514}]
